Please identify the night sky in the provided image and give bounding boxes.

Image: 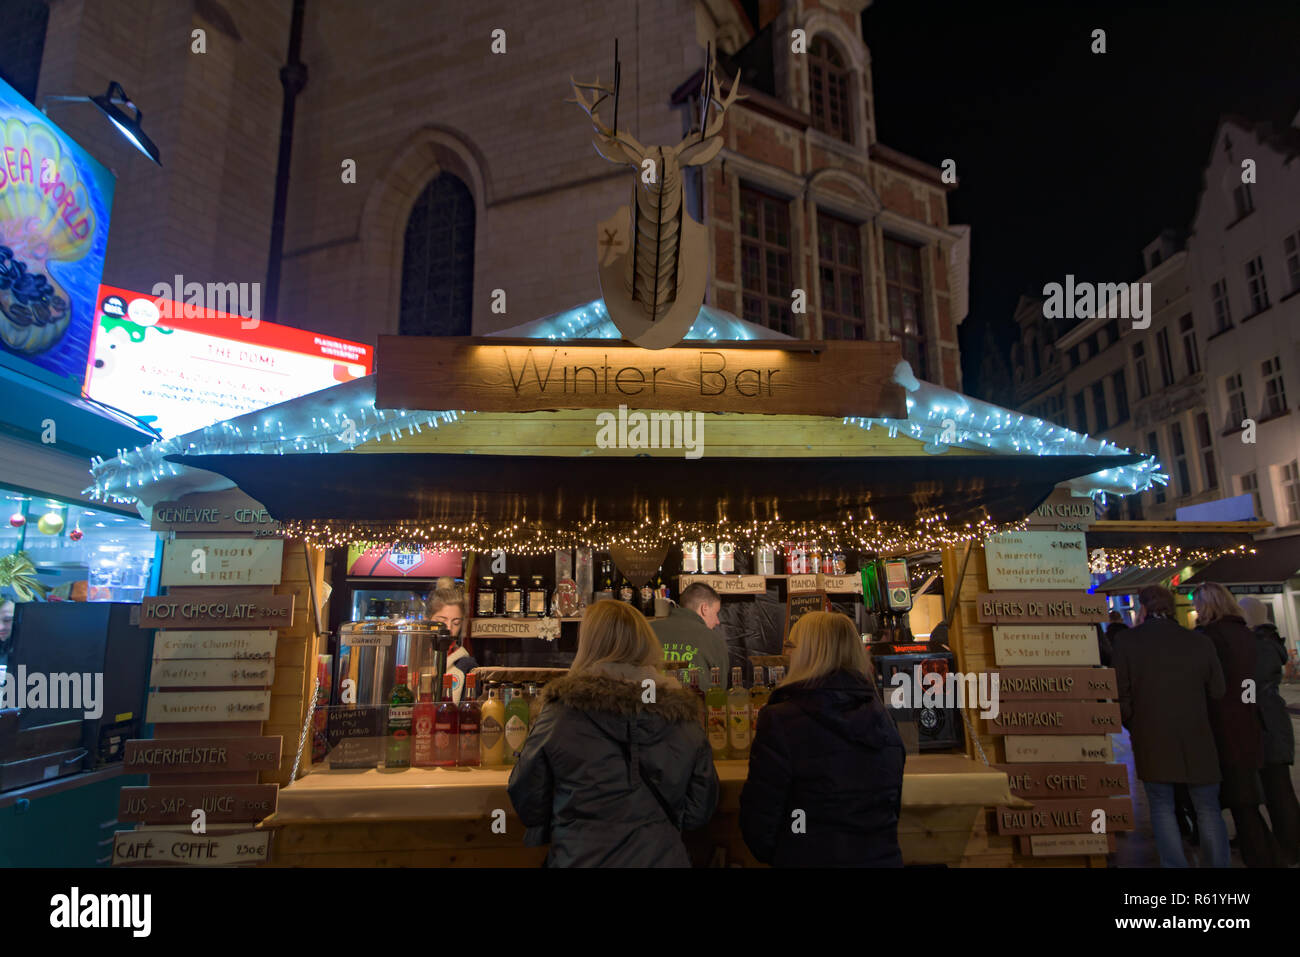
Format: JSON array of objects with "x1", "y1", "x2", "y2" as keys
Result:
[{"x1": 860, "y1": 0, "x2": 1300, "y2": 398}]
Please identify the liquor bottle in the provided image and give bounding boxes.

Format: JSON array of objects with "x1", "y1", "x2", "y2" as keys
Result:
[
  {"x1": 750, "y1": 666, "x2": 770, "y2": 737},
  {"x1": 617, "y1": 569, "x2": 635, "y2": 605},
  {"x1": 719, "y1": 542, "x2": 735, "y2": 574},
  {"x1": 682, "y1": 542, "x2": 699, "y2": 574},
  {"x1": 480, "y1": 684, "x2": 506, "y2": 766},
  {"x1": 639, "y1": 577, "x2": 654, "y2": 613},
  {"x1": 476, "y1": 576, "x2": 497, "y2": 616},
  {"x1": 385, "y1": 665, "x2": 415, "y2": 770},
  {"x1": 706, "y1": 666, "x2": 728, "y2": 760},
  {"x1": 770, "y1": 665, "x2": 786, "y2": 685},
  {"x1": 653, "y1": 566, "x2": 668, "y2": 601},
  {"x1": 810, "y1": 548, "x2": 822, "y2": 574},
  {"x1": 503, "y1": 575, "x2": 524, "y2": 617},
  {"x1": 411, "y1": 670, "x2": 437, "y2": 768},
  {"x1": 433, "y1": 674, "x2": 459, "y2": 767},
  {"x1": 526, "y1": 574, "x2": 548, "y2": 617},
  {"x1": 701, "y1": 542, "x2": 718, "y2": 574},
  {"x1": 526, "y1": 682, "x2": 544, "y2": 724},
  {"x1": 727, "y1": 666, "x2": 751, "y2": 759},
  {"x1": 504, "y1": 685, "x2": 530, "y2": 765},
  {"x1": 457, "y1": 674, "x2": 481, "y2": 767},
  {"x1": 600, "y1": 559, "x2": 615, "y2": 593}
]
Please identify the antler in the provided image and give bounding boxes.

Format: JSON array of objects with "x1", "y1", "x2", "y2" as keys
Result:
[
  {"x1": 674, "y1": 66, "x2": 744, "y2": 166},
  {"x1": 569, "y1": 76, "x2": 616, "y2": 138}
]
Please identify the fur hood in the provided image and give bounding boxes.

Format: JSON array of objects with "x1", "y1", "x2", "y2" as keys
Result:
[{"x1": 542, "y1": 667, "x2": 702, "y2": 724}]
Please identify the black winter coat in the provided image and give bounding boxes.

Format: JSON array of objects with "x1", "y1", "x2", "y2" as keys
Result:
[
  {"x1": 1114, "y1": 616, "x2": 1224, "y2": 784},
  {"x1": 739, "y1": 670, "x2": 905, "y2": 867},
  {"x1": 1198, "y1": 616, "x2": 1265, "y2": 771},
  {"x1": 507, "y1": 669, "x2": 718, "y2": 867},
  {"x1": 1254, "y1": 623, "x2": 1294, "y2": 766}
]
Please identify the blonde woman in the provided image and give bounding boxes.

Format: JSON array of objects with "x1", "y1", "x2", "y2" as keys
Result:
[
  {"x1": 427, "y1": 587, "x2": 476, "y2": 702},
  {"x1": 1193, "y1": 583, "x2": 1279, "y2": 867},
  {"x1": 507, "y1": 600, "x2": 718, "y2": 867},
  {"x1": 739, "y1": 611, "x2": 904, "y2": 866}
]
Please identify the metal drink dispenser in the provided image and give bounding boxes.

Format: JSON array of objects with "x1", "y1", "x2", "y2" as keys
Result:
[
  {"x1": 394, "y1": 619, "x2": 453, "y2": 701},
  {"x1": 338, "y1": 619, "x2": 400, "y2": 707}
]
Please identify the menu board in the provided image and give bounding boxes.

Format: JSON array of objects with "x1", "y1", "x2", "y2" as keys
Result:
[{"x1": 326, "y1": 706, "x2": 385, "y2": 769}]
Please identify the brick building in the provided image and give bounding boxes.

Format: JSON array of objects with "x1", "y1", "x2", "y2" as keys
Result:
[{"x1": 21, "y1": 0, "x2": 968, "y2": 388}]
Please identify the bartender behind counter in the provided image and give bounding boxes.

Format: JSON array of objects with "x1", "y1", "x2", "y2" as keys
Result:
[{"x1": 428, "y1": 587, "x2": 478, "y2": 702}]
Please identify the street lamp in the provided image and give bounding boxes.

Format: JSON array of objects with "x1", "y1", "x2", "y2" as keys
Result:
[{"x1": 41, "y1": 81, "x2": 162, "y2": 166}]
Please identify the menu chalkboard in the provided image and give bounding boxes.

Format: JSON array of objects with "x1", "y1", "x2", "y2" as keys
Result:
[
  {"x1": 326, "y1": 706, "x2": 385, "y2": 769},
  {"x1": 784, "y1": 591, "x2": 828, "y2": 647}
]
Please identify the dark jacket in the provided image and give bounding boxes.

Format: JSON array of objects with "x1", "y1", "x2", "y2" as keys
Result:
[
  {"x1": 506, "y1": 668, "x2": 719, "y2": 867},
  {"x1": 651, "y1": 605, "x2": 731, "y2": 688},
  {"x1": 1253, "y1": 622, "x2": 1294, "y2": 766},
  {"x1": 739, "y1": 669, "x2": 904, "y2": 867},
  {"x1": 1114, "y1": 616, "x2": 1224, "y2": 784},
  {"x1": 1198, "y1": 616, "x2": 1265, "y2": 772}
]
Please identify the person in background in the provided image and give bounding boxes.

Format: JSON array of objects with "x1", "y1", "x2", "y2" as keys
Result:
[
  {"x1": 0, "y1": 598, "x2": 14, "y2": 671},
  {"x1": 1114, "y1": 585, "x2": 1228, "y2": 867},
  {"x1": 740, "y1": 611, "x2": 905, "y2": 867},
  {"x1": 427, "y1": 587, "x2": 477, "y2": 702},
  {"x1": 508, "y1": 600, "x2": 718, "y2": 866},
  {"x1": 1100, "y1": 609, "x2": 1128, "y2": 666},
  {"x1": 651, "y1": 582, "x2": 729, "y2": 688},
  {"x1": 1193, "y1": 583, "x2": 1280, "y2": 867},
  {"x1": 1239, "y1": 596, "x2": 1298, "y2": 866}
]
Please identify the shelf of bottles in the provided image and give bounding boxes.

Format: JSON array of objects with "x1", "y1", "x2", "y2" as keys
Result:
[{"x1": 666, "y1": 662, "x2": 782, "y2": 763}]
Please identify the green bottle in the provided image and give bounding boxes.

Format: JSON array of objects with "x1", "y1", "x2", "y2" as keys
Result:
[
  {"x1": 385, "y1": 664, "x2": 415, "y2": 770},
  {"x1": 706, "y1": 666, "x2": 728, "y2": 760},
  {"x1": 503, "y1": 685, "x2": 530, "y2": 765},
  {"x1": 727, "y1": 666, "x2": 751, "y2": 759}
]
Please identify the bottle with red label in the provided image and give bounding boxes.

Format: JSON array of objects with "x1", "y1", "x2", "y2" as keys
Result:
[
  {"x1": 433, "y1": 673, "x2": 459, "y2": 767},
  {"x1": 411, "y1": 671, "x2": 436, "y2": 768},
  {"x1": 457, "y1": 673, "x2": 481, "y2": 767}
]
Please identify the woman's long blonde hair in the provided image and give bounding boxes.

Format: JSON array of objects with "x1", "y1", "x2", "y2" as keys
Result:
[
  {"x1": 1193, "y1": 582, "x2": 1244, "y2": 625},
  {"x1": 782, "y1": 611, "x2": 871, "y2": 687},
  {"x1": 569, "y1": 599, "x2": 664, "y2": 675}
]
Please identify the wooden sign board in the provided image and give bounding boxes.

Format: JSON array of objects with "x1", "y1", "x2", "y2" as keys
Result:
[
  {"x1": 678, "y1": 574, "x2": 767, "y2": 594},
  {"x1": 118, "y1": 784, "x2": 279, "y2": 824},
  {"x1": 976, "y1": 592, "x2": 1108, "y2": 624},
  {"x1": 987, "y1": 700, "x2": 1122, "y2": 735},
  {"x1": 470, "y1": 618, "x2": 543, "y2": 638},
  {"x1": 150, "y1": 659, "x2": 275, "y2": 688},
  {"x1": 993, "y1": 667, "x2": 1117, "y2": 700},
  {"x1": 997, "y1": 763, "x2": 1130, "y2": 799},
  {"x1": 146, "y1": 690, "x2": 271, "y2": 724},
  {"x1": 153, "y1": 630, "x2": 277, "y2": 661},
  {"x1": 151, "y1": 489, "x2": 279, "y2": 533},
  {"x1": 1002, "y1": 735, "x2": 1113, "y2": 764},
  {"x1": 785, "y1": 591, "x2": 829, "y2": 645},
  {"x1": 995, "y1": 797, "x2": 1135, "y2": 835},
  {"x1": 375, "y1": 337, "x2": 907, "y2": 419},
  {"x1": 141, "y1": 588, "x2": 294, "y2": 630},
  {"x1": 787, "y1": 574, "x2": 819, "y2": 593},
  {"x1": 113, "y1": 827, "x2": 272, "y2": 866},
  {"x1": 985, "y1": 531, "x2": 1090, "y2": 590},
  {"x1": 124, "y1": 736, "x2": 283, "y2": 774},
  {"x1": 160, "y1": 538, "x2": 284, "y2": 587},
  {"x1": 1026, "y1": 488, "x2": 1096, "y2": 531},
  {"x1": 993, "y1": 625, "x2": 1101, "y2": 666},
  {"x1": 1020, "y1": 833, "x2": 1116, "y2": 857},
  {"x1": 820, "y1": 574, "x2": 862, "y2": 594}
]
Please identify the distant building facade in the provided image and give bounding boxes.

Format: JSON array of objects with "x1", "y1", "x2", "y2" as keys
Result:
[{"x1": 26, "y1": 0, "x2": 969, "y2": 387}]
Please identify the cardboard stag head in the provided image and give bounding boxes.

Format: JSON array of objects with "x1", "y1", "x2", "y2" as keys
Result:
[{"x1": 570, "y1": 61, "x2": 742, "y2": 349}]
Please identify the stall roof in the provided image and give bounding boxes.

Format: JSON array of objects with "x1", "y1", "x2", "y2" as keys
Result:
[
  {"x1": 486, "y1": 299, "x2": 792, "y2": 342},
  {"x1": 85, "y1": 303, "x2": 1163, "y2": 523},
  {"x1": 169, "y1": 450, "x2": 1142, "y2": 530},
  {"x1": 1093, "y1": 566, "x2": 1176, "y2": 595},
  {"x1": 1184, "y1": 533, "x2": 1300, "y2": 586}
]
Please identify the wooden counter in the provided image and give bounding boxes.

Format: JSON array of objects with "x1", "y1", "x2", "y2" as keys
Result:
[{"x1": 260, "y1": 754, "x2": 1019, "y2": 866}]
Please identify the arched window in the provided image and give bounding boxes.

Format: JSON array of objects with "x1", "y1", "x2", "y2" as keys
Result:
[
  {"x1": 399, "y1": 172, "x2": 475, "y2": 336},
  {"x1": 809, "y1": 37, "x2": 852, "y2": 143}
]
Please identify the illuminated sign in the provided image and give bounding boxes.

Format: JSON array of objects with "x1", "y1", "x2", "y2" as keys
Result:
[
  {"x1": 0, "y1": 77, "x2": 114, "y2": 393},
  {"x1": 346, "y1": 545, "x2": 462, "y2": 579},
  {"x1": 84, "y1": 285, "x2": 372, "y2": 436}
]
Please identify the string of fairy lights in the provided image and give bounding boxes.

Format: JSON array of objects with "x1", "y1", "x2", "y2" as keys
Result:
[{"x1": 278, "y1": 514, "x2": 1007, "y2": 555}]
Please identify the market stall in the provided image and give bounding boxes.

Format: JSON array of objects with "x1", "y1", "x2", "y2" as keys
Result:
[{"x1": 90, "y1": 305, "x2": 1164, "y2": 868}]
